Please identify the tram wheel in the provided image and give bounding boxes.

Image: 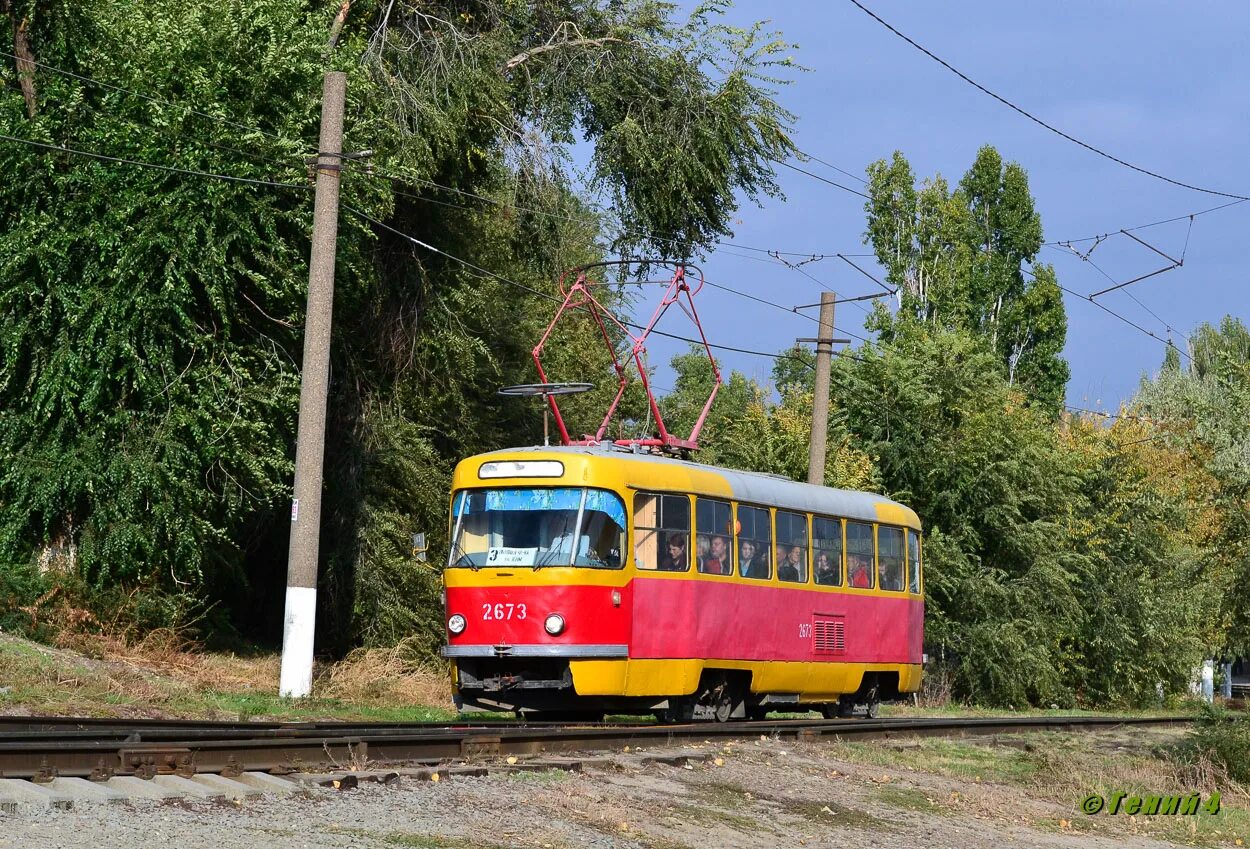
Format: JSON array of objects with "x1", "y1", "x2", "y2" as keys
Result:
[{"x1": 861, "y1": 681, "x2": 882, "y2": 719}]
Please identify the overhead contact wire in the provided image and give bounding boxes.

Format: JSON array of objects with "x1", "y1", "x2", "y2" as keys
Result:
[
  {"x1": 344, "y1": 206, "x2": 824, "y2": 368},
  {"x1": 0, "y1": 131, "x2": 310, "y2": 189},
  {"x1": 846, "y1": 0, "x2": 1250, "y2": 201},
  {"x1": 774, "y1": 159, "x2": 870, "y2": 199}
]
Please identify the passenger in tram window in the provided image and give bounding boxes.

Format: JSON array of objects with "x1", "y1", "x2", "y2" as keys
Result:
[
  {"x1": 784, "y1": 545, "x2": 804, "y2": 580},
  {"x1": 660, "y1": 533, "x2": 688, "y2": 571},
  {"x1": 695, "y1": 535, "x2": 710, "y2": 570},
  {"x1": 777, "y1": 548, "x2": 800, "y2": 583},
  {"x1": 774, "y1": 543, "x2": 788, "y2": 572},
  {"x1": 738, "y1": 539, "x2": 755, "y2": 574},
  {"x1": 814, "y1": 551, "x2": 838, "y2": 585},
  {"x1": 705, "y1": 534, "x2": 729, "y2": 574},
  {"x1": 848, "y1": 554, "x2": 872, "y2": 588},
  {"x1": 740, "y1": 539, "x2": 768, "y2": 579},
  {"x1": 877, "y1": 527, "x2": 905, "y2": 591}
]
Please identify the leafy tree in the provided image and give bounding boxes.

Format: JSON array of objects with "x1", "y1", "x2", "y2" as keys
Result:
[
  {"x1": 0, "y1": 0, "x2": 350, "y2": 606},
  {"x1": 663, "y1": 344, "x2": 876, "y2": 485},
  {"x1": 660, "y1": 346, "x2": 761, "y2": 459},
  {"x1": 0, "y1": 0, "x2": 801, "y2": 653},
  {"x1": 815, "y1": 319, "x2": 1228, "y2": 706},
  {"x1": 827, "y1": 325, "x2": 1083, "y2": 705},
  {"x1": 1136, "y1": 317, "x2": 1250, "y2": 654},
  {"x1": 864, "y1": 147, "x2": 1069, "y2": 412},
  {"x1": 724, "y1": 386, "x2": 878, "y2": 490},
  {"x1": 330, "y1": 0, "x2": 799, "y2": 647},
  {"x1": 770, "y1": 343, "x2": 815, "y2": 395},
  {"x1": 1063, "y1": 414, "x2": 1221, "y2": 704},
  {"x1": 362, "y1": 0, "x2": 797, "y2": 258}
]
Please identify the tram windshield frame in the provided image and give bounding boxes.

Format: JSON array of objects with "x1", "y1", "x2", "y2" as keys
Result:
[{"x1": 447, "y1": 487, "x2": 627, "y2": 569}]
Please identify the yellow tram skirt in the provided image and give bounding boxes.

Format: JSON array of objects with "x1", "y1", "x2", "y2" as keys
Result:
[{"x1": 568, "y1": 659, "x2": 922, "y2": 701}]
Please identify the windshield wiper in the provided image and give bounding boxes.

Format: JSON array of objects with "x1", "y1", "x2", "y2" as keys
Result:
[
  {"x1": 535, "y1": 517, "x2": 578, "y2": 571},
  {"x1": 448, "y1": 539, "x2": 477, "y2": 571},
  {"x1": 533, "y1": 551, "x2": 570, "y2": 571}
]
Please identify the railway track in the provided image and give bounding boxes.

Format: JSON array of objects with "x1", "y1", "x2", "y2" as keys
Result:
[{"x1": 0, "y1": 714, "x2": 1189, "y2": 781}]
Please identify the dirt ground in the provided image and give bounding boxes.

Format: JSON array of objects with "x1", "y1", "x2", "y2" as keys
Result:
[{"x1": 4, "y1": 727, "x2": 1246, "y2": 849}]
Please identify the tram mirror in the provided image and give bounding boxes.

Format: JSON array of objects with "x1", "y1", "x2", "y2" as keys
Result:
[{"x1": 411, "y1": 532, "x2": 428, "y2": 562}]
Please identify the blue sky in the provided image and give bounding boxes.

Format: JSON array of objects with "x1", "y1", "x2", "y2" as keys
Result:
[{"x1": 618, "y1": 1, "x2": 1250, "y2": 410}]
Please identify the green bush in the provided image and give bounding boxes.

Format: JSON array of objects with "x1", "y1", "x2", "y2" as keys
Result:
[
  {"x1": 0, "y1": 558, "x2": 208, "y2": 646},
  {"x1": 1185, "y1": 704, "x2": 1250, "y2": 784},
  {"x1": 0, "y1": 560, "x2": 51, "y2": 637}
]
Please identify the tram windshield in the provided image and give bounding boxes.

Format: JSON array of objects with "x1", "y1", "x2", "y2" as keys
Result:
[{"x1": 448, "y1": 487, "x2": 626, "y2": 568}]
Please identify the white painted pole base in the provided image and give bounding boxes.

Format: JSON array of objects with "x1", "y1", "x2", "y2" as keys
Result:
[
  {"x1": 279, "y1": 586, "x2": 317, "y2": 698},
  {"x1": 1201, "y1": 659, "x2": 1215, "y2": 703}
]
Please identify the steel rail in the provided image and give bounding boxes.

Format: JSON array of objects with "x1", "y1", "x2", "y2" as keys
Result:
[
  {"x1": 0, "y1": 715, "x2": 648, "y2": 743},
  {"x1": 0, "y1": 715, "x2": 1190, "y2": 781},
  {"x1": 0, "y1": 715, "x2": 633, "y2": 732}
]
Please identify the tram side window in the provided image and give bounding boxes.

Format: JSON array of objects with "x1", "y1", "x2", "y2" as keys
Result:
[
  {"x1": 633, "y1": 493, "x2": 691, "y2": 571},
  {"x1": 907, "y1": 529, "x2": 922, "y2": 593},
  {"x1": 878, "y1": 526, "x2": 905, "y2": 591},
  {"x1": 695, "y1": 498, "x2": 733, "y2": 575},
  {"x1": 846, "y1": 521, "x2": 875, "y2": 588},
  {"x1": 737, "y1": 505, "x2": 772, "y2": 580},
  {"x1": 776, "y1": 511, "x2": 808, "y2": 583},
  {"x1": 812, "y1": 516, "x2": 842, "y2": 586}
]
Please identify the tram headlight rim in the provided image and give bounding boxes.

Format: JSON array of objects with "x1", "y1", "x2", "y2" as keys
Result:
[
  {"x1": 544, "y1": 613, "x2": 566, "y2": 635},
  {"x1": 447, "y1": 613, "x2": 467, "y2": 635}
]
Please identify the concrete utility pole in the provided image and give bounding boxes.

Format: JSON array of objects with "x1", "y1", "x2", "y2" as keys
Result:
[
  {"x1": 806, "y1": 291, "x2": 836, "y2": 486},
  {"x1": 279, "y1": 71, "x2": 346, "y2": 699}
]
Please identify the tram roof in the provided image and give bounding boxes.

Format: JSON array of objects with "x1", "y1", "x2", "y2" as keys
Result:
[{"x1": 471, "y1": 445, "x2": 920, "y2": 528}]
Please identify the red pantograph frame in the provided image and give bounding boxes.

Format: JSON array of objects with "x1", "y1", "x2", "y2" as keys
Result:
[{"x1": 531, "y1": 262, "x2": 723, "y2": 452}]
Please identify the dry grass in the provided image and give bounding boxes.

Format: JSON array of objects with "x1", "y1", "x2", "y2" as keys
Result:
[
  {"x1": 53, "y1": 627, "x2": 452, "y2": 709},
  {"x1": 1024, "y1": 738, "x2": 1250, "y2": 847},
  {"x1": 52, "y1": 628, "x2": 277, "y2": 693},
  {"x1": 1027, "y1": 731, "x2": 1250, "y2": 802},
  {"x1": 0, "y1": 634, "x2": 191, "y2": 716},
  {"x1": 0, "y1": 631, "x2": 453, "y2": 721},
  {"x1": 817, "y1": 731, "x2": 1250, "y2": 846},
  {"x1": 316, "y1": 639, "x2": 450, "y2": 707},
  {"x1": 917, "y1": 664, "x2": 954, "y2": 708}
]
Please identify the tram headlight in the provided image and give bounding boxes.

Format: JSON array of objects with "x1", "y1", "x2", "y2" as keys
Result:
[
  {"x1": 447, "y1": 613, "x2": 467, "y2": 635},
  {"x1": 544, "y1": 613, "x2": 565, "y2": 635}
]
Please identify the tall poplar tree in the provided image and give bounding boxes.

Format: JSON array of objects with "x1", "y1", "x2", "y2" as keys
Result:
[{"x1": 863, "y1": 146, "x2": 1069, "y2": 412}]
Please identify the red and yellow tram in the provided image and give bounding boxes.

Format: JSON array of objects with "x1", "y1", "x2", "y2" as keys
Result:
[{"x1": 442, "y1": 444, "x2": 923, "y2": 720}]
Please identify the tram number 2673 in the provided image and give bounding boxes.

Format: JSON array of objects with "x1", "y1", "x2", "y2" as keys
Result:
[
  {"x1": 482, "y1": 602, "x2": 527, "y2": 621},
  {"x1": 797, "y1": 622, "x2": 811, "y2": 639}
]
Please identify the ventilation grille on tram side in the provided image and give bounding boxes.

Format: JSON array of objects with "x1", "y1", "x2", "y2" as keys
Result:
[{"x1": 812, "y1": 615, "x2": 845, "y2": 655}]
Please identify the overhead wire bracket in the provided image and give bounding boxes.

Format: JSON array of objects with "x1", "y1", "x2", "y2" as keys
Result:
[{"x1": 1088, "y1": 229, "x2": 1185, "y2": 299}]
